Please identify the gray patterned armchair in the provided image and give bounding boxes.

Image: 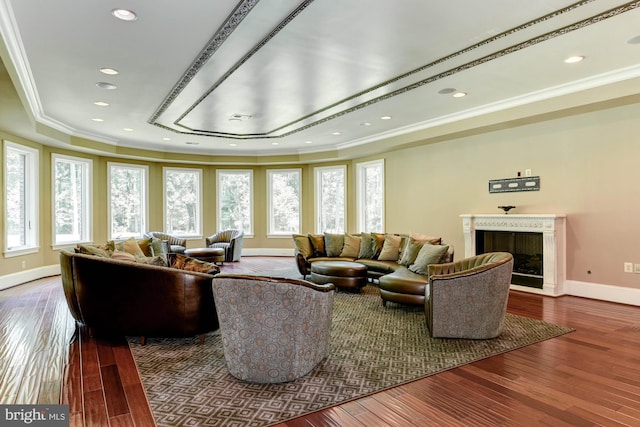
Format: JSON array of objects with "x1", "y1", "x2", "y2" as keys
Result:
[
  {"x1": 212, "y1": 274, "x2": 335, "y2": 383},
  {"x1": 205, "y1": 229, "x2": 244, "y2": 262},
  {"x1": 425, "y1": 252, "x2": 513, "y2": 339},
  {"x1": 145, "y1": 231, "x2": 186, "y2": 254}
]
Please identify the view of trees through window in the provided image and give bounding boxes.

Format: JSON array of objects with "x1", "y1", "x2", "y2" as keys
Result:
[
  {"x1": 164, "y1": 168, "x2": 201, "y2": 236},
  {"x1": 316, "y1": 166, "x2": 345, "y2": 233},
  {"x1": 109, "y1": 163, "x2": 147, "y2": 238},
  {"x1": 4, "y1": 142, "x2": 38, "y2": 251},
  {"x1": 268, "y1": 169, "x2": 301, "y2": 235},
  {"x1": 217, "y1": 170, "x2": 253, "y2": 235},
  {"x1": 53, "y1": 155, "x2": 91, "y2": 244},
  {"x1": 357, "y1": 160, "x2": 384, "y2": 232}
]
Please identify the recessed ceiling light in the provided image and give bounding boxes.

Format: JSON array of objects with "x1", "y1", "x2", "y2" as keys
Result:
[
  {"x1": 162, "y1": 137, "x2": 171, "y2": 141},
  {"x1": 96, "y1": 82, "x2": 117, "y2": 90},
  {"x1": 100, "y1": 67, "x2": 119, "y2": 75},
  {"x1": 361, "y1": 122, "x2": 371, "y2": 126},
  {"x1": 94, "y1": 101, "x2": 109, "y2": 107},
  {"x1": 112, "y1": 9, "x2": 137, "y2": 21},
  {"x1": 627, "y1": 35, "x2": 640, "y2": 45},
  {"x1": 438, "y1": 88, "x2": 456, "y2": 94},
  {"x1": 332, "y1": 132, "x2": 341, "y2": 136},
  {"x1": 229, "y1": 143, "x2": 237, "y2": 147},
  {"x1": 564, "y1": 55, "x2": 585, "y2": 64},
  {"x1": 272, "y1": 142, "x2": 280, "y2": 145},
  {"x1": 91, "y1": 118, "x2": 104, "y2": 122},
  {"x1": 123, "y1": 128, "x2": 133, "y2": 132},
  {"x1": 304, "y1": 140, "x2": 313, "y2": 144},
  {"x1": 453, "y1": 92, "x2": 467, "y2": 98},
  {"x1": 380, "y1": 116, "x2": 392, "y2": 120}
]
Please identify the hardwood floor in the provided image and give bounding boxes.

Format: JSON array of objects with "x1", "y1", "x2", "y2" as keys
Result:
[{"x1": 1, "y1": 256, "x2": 639, "y2": 426}]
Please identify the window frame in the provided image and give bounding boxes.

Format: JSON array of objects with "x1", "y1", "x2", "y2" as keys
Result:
[
  {"x1": 51, "y1": 153, "x2": 93, "y2": 247},
  {"x1": 163, "y1": 167, "x2": 203, "y2": 238},
  {"x1": 267, "y1": 168, "x2": 302, "y2": 237},
  {"x1": 4, "y1": 141, "x2": 39, "y2": 256},
  {"x1": 314, "y1": 165, "x2": 346, "y2": 234},
  {"x1": 107, "y1": 162, "x2": 149, "y2": 240},
  {"x1": 355, "y1": 159, "x2": 385, "y2": 233},
  {"x1": 216, "y1": 169, "x2": 254, "y2": 237}
]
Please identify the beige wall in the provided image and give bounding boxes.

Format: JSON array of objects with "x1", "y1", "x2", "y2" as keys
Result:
[{"x1": 1, "y1": 98, "x2": 639, "y2": 291}]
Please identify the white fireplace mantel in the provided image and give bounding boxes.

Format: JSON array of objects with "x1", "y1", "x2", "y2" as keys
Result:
[{"x1": 460, "y1": 214, "x2": 566, "y2": 297}]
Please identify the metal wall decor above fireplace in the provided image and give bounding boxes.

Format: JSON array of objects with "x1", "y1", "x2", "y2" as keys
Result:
[{"x1": 460, "y1": 214, "x2": 566, "y2": 297}]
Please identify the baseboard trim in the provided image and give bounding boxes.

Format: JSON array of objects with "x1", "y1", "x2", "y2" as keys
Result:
[
  {"x1": 0, "y1": 265, "x2": 61, "y2": 291},
  {"x1": 564, "y1": 279, "x2": 640, "y2": 306}
]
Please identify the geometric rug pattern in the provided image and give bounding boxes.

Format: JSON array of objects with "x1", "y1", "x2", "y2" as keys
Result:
[{"x1": 129, "y1": 284, "x2": 573, "y2": 427}]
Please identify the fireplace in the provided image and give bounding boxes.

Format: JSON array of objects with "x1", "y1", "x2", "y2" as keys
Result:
[{"x1": 461, "y1": 214, "x2": 566, "y2": 296}]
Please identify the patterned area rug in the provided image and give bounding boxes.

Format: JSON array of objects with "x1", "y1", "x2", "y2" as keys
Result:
[{"x1": 129, "y1": 284, "x2": 573, "y2": 427}]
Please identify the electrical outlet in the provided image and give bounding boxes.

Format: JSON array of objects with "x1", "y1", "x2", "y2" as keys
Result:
[
  {"x1": 635, "y1": 264, "x2": 640, "y2": 274},
  {"x1": 525, "y1": 169, "x2": 532, "y2": 177},
  {"x1": 624, "y1": 262, "x2": 633, "y2": 273}
]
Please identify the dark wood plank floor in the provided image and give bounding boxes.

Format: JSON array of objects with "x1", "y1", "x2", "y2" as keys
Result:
[{"x1": 1, "y1": 256, "x2": 639, "y2": 426}]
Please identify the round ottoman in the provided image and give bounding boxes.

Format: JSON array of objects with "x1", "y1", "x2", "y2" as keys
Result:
[
  {"x1": 184, "y1": 247, "x2": 225, "y2": 265},
  {"x1": 310, "y1": 261, "x2": 367, "y2": 291}
]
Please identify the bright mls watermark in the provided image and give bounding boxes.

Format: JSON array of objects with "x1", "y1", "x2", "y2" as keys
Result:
[{"x1": 1, "y1": 405, "x2": 69, "y2": 426}]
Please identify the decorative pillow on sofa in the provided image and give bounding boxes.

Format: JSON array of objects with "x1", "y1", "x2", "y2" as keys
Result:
[
  {"x1": 399, "y1": 235, "x2": 442, "y2": 266},
  {"x1": 324, "y1": 233, "x2": 345, "y2": 257},
  {"x1": 358, "y1": 232, "x2": 374, "y2": 259},
  {"x1": 136, "y1": 255, "x2": 167, "y2": 267},
  {"x1": 378, "y1": 234, "x2": 402, "y2": 261},
  {"x1": 76, "y1": 244, "x2": 111, "y2": 258},
  {"x1": 136, "y1": 237, "x2": 154, "y2": 257},
  {"x1": 111, "y1": 250, "x2": 136, "y2": 262},
  {"x1": 341, "y1": 233, "x2": 361, "y2": 257},
  {"x1": 371, "y1": 233, "x2": 386, "y2": 259},
  {"x1": 169, "y1": 254, "x2": 220, "y2": 275},
  {"x1": 308, "y1": 234, "x2": 326, "y2": 257},
  {"x1": 292, "y1": 234, "x2": 313, "y2": 258},
  {"x1": 408, "y1": 244, "x2": 450, "y2": 275},
  {"x1": 108, "y1": 237, "x2": 146, "y2": 258}
]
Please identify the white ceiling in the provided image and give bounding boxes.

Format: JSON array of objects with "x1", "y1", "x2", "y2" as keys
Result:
[{"x1": 1, "y1": 0, "x2": 639, "y2": 160}]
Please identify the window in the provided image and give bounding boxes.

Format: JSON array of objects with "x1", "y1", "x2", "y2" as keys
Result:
[
  {"x1": 4, "y1": 142, "x2": 39, "y2": 255},
  {"x1": 108, "y1": 162, "x2": 148, "y2": 239},
  {"x1": 52, "y1": 154, "x2": 92, "y2": 245},
  {"x1": 315, "y1": 165, "x2": 346, "y2": 233},
  {"x1": 356, "y1": 159, "x2": 384, "y2": 232},
  {"x1": 267, "y1": 169, "x2": 301, "y2": 236},
  {"x1": 216, "y1": 170, "x2": 253, "y2": 235},
  {"x1": 164, "y1": 167, "x2": 202, "y2": 236}
]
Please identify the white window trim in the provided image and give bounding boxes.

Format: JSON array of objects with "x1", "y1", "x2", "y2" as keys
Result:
[
  {"x1": 51, "y1": 153, "x2": 93, "y2": 249},
  {"x1": 356, "y1": 159, "x2": 385, "y2": 233},
  {"x1": 163, "y1": 167, "x2": 203, "y2": 238},
  {"x1": 107, "y1": 162, "x2": 149, "y2": 240},
  {"x1": 4, "y1": 141, "x2": 39, "y2": 257},
  {"x1": 267, "y1": 168, "x2": 302, "y2": 237},
  {"x1": 314, "y1": 165, "x2": 346, "y2": 234},
  {"x1": 216, "y1": 169, "x2": 254, "y2": 237}
]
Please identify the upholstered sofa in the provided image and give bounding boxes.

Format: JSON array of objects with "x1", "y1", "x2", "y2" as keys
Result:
[
  {"x1": 426, "y1": 252, "x2": 514, "y2": 338},
  {"x1": 60, "y1": 249, "x2": 220, "y2": 344},
  {"x1": 293, "y1": 232, "x2": 454, "y2": 306}
]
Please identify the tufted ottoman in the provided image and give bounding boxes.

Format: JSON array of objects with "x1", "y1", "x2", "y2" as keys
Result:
[
  {"x1": 310, "y1": 260, "x2": 367, "y2": 291},
  {"x1": 184, "y1": 247, "x2": 225, "y2": 265}
]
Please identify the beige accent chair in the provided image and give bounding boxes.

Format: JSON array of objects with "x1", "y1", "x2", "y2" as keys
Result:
[
  {"x1": 206, "y1": 229, "x2": 244, "y2": 262},
  {"x1": 425, "y1": 252, "x2": 513, "y2": 339},
  {"x1": 212, "y1": 274, "x2": 335, "y2": 383},
  {"x1": 145, "y1": 231, "x2": 187, "y2": 254}
]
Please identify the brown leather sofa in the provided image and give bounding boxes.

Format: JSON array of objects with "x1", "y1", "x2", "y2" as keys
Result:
[{"x1": 60, "y1": 250, "x2": 219, "y2": 343}]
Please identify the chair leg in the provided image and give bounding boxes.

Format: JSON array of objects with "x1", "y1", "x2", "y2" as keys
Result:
[
  {"x1": 140, "y1": 336, "x2": 146, "y2": 345},
  {"x1": 382, "y1": 299, "x2": 387, "y2": 307},
  {"x1": 199, "y1": 334, "x2": 205, "y2": 345}
]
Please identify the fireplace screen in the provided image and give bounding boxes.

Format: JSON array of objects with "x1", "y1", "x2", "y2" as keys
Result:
[{"x1": 475, "y1": 230, "x2": 543, "y2": 288}]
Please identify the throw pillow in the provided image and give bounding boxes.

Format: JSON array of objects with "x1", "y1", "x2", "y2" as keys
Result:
[
  {"x1": 324, "y1": 233, "x2": 345, "y2": 257},
  {"x1": 122, "y1": 237, "x2": 146, "y2": 258},
  {"x1": 358, "y1": 232, "x2": 374, "y2": 259},
  {"x1": 308, "y1": 234, "x2": 326, "y2": 257},
  {"x1": 292, "y1": 234, "x2": 313, "y2": 258},
  {"x1": 136, "y1": 255, "x2": 167, "y2": 267},
  {"x1": 410, "y1": 232, "x2": 442, "y2": 245},
  {"x1": 149, "y1": 237, "x2": 165, "y2": 257},
  {"x1": 170, "y1": 254, "x2": 219, "y2": 275},
  {"x1": 340, "y1": 233, "x2": 361, "y2": 257},
  {"x1": 378, "y1": 234, "x2": 402, "y2": 261},
  {"x1": 371, "y1": 233, "x2": 385, "y2": 259},
  {"x1": 399, "y1": 236, "x2": 425, "y2": 266},
  {"x1": 409, "y1": 244, "x2": 449, "y2": 275},
  {"x1": 76, "y1": 244, "x2": 111, "y2": 258},
  {"x1": 111, "y1": 250, "x2": 136, "y2": 262},
  {"x1": 137, "y1": 237, "x2": 154, "y2": 257}
]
